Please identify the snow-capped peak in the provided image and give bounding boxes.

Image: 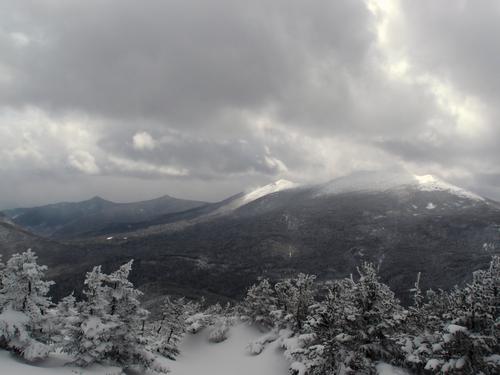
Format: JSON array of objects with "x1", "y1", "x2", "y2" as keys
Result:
[
  {"x1": 318, "y1": 171, "x2": 484, "y2": 201},
  {"x1": 413, "y1": 174, "x2": 484, "y2": 201},
  {"x1": 413, "y1": 174, "x2": 437, "y2": 185}
]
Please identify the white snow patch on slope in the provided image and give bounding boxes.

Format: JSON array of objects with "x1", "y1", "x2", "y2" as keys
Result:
[
  {"x1": 414, "y1": 174, "x2": 484, "y2": 201},
  {"x1": 376, "y1": 362, "x2": 411, "y2": 375},
  {"x1": 216, "y1": 179, "x2": 298, "y2": 213},
  {"x1": 242, "y1": 179, "x2": 298, "y2": 204},
  {"x1": 168, "y1": 323, "x2": 288, "y2": 375}
]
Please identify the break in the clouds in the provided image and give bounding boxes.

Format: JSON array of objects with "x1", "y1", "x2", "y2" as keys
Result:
[{"x1": 0, "y1": 0, "x2": 499, "y2": 208}]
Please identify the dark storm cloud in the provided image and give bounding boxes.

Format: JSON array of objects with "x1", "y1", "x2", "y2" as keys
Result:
[
  {"x1": 99, "y1": 129, "x2": 286, "y2": 177},
  {"x1": 1, "y1": 0, "x2": 500, "y2": 207},
  {"x1": 0, "y1": 0, "x2": 373, "y2": 126}
]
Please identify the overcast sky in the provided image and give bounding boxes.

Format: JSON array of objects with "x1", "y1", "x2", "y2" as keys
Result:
[{"x1": 1, "y1": 0, "x2": 500, "y2": 208}]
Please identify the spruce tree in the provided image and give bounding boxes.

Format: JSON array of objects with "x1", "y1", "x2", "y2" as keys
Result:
[
  {"x1": 275, "y1": 273, "x2": 316, "y2": 331},
  {"x1": 0, "y1": 249, "x2": 54, "y2": 361},
  {"x1": 419, "y1": 257, "x2": 500, "y2": 374},
  {"x1": 151, "y1": 296, "x2": 189, "y2": 359},
  {"x1": 64, "y1": 262, "x2": 168, "y2": 373},
  {"x1": 105, "y1": 260, "x2": 156, "y2": 370},
  {"x1": 51, "y1": 292, "x2": 78, "y2": 345},
  {"x1": 308, "y1": 263, "x2": 404, "y2": 374},
  {"x1": 63, "y1": 265, "x2": 117, "y2": 367},
  {"x1": 242, "y1": 278, "x2": 278, "y2": 329}
]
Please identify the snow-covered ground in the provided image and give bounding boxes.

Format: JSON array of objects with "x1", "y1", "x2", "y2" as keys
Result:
[
  {"x1": 0, "y1": 324, "x2": 408, "y2": 374},
  {"x1": 168, "y1": 323, "x2": 289, "y2": 375},
  {"x1": 376, "y1": 362, "x2": 410, "y2": 375},
  {"x1": 0, "y1": 324, "x2": 288, "y2": 375},
  {"x1": 0, "y1": 349, "x2": 122, "y2": 374}
]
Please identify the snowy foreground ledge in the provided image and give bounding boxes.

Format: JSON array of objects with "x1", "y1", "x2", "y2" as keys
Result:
[
  {"x1": 0, "y1": 323, "x2": 407, "y2": 375},
  {"x1": 0, "y1": 349, "x2": 123, "y2": 375}
]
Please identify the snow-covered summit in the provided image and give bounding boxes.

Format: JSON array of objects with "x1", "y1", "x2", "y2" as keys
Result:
[
  {"x1": 413, "y1": 174, "x2": 484, "y2": 201},
  {"x1": 318, "y1": 171, "x2": 484, "y2": 201}
]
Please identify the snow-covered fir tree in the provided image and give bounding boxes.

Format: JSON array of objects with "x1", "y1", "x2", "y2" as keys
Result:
[
  {"x1": 242, "y1": 278, "x2": 278, "y2": 329},
  {"x1": 412, "y1": 256, "x2": 500, "y2": 374},
  {"x1": 63, "y1": 261, "x2": 168, "y2": 373},
  {"x1": 50, "y1": 292, "x2": 78, "y2": 344},
  {"x1": 106, "y1": 261, "x2": 148, "y2": 359},
  {"x1": 292, "y1": 263, "x2": 405, "y2": 374},
  {"x1": 63, "y1": 265, "x2": 117, "y2": 367},
  {"x1": 0, "y1": 249, "x2": 54, "y2": 361},
  {"x1": 149, "y1": 296, "x2": 189, "y2": 359},
  {"x1": 105, "y1": 260, "x2": 168, "y2": 373},
  {"x1": 274, "y1": 273, "x2": 317, "y2": 331}
]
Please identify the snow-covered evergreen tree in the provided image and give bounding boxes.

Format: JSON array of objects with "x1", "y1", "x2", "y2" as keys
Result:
[
  {"x1": 49, "y1": 292, "x2": 78, "y2": 344},
  {"x1": 106, "y1": 260, "x2": 168, "y2": 373},
  {"x1": 416, "y1": 256, "x2": 500, "y2": 374},
  {"x1": 63, "y1": 265, "x2": 117, "y2": 367},
  {"x1": 64, "y1": 262, "x2": 168, "y2": 373},
  {"x1": 149, "y1": 296, "x2": 188, "y2": 359},
  {"x1": 0, "y1": 249, "x2": 54, "y2": 361},
  {"x1": 274, "y1": 273, "x2": 317, "y2": 331},
  {"x1": 239, "y1": 257, "x2": 500, "y2": 374},
  {"x1": 242, "y1": 278, "x2": 278, "y2": 329},
  {"x1": 0, "y1": 249, "x2": 54, "y2": 321},
  {"x1": 305, "y1": 263, "x2": 404, "y2": 374}
]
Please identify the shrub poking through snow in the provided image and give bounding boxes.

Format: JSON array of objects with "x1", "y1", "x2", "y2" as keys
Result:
[
  {"x1": 184, "y1": 301, "x2": 235, "y2": 343},
  {"x1": 208, "y1": 315, "x2": 233, "y2": 343}
]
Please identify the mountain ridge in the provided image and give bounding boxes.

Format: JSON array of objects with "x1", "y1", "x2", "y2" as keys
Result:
[
  {"x1": 1, "y1": 171, "x2": 499, "y2": 305},
  {"x1": 2, "y1": 194, "x2": 209, "y2": 238}
]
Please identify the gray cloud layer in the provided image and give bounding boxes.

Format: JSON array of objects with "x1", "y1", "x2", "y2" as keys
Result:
[{"x1": 1, "y1": 0, "x2": 499, "y2": 208}]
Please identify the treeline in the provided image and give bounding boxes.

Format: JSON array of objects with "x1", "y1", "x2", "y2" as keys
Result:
[
  {"x1": 0, "y1": 249, "x2": 498, "y2": 374},
  {"x1": 240, "y1": 259, "x2": 500, "y2": 374},
  {"x1": 0, "y1": 249, "x2": 233, "y2": 374}
]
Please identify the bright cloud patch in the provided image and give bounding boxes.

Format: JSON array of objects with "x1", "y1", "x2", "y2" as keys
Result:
[
  {"x1": 133, "y1": 131, "x2": 156, "y2": 150},
  {"x1": 68, "y1": 150, "x2": 100, "y2": 174}
]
